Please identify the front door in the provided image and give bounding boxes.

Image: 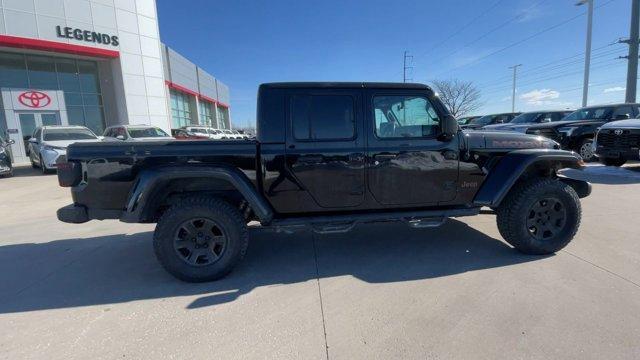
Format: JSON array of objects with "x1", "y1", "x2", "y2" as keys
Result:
[
  {"x1": 14, "y1": 112, "x2": 60, "y2": 163},
  {"x1": 284, "y1": 91, "x2": 366, "y2": 210},
  {"x1": 365, "y1": 91, "x2": 459, "y2": 206}
]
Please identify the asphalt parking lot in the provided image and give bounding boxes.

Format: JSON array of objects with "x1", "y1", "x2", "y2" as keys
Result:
[{"x1": 1, "y1": 164, "x2": 640, "y2": 359}]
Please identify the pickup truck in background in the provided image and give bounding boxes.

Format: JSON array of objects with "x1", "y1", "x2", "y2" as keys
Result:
[
  {"x1": 56, "y1": 82, "x2": 591, "y2": 282},
  {"x1": 526, "y1": 103, "x2": 640, "y2": 162},
  {"x1": 594, "y1": 118, "x2": 640, "y2": 166}
]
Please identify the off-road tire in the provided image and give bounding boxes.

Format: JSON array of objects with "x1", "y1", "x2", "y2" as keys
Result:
[
  {"x1": 496, "y1": 177, "x2": 581, "y2": 255},
  {"x1": 600, "y1": 157, "x2": 626, "y2": 167},
  {"x1": 153, "y1": 197, "x2": 248, "y2": 282}
]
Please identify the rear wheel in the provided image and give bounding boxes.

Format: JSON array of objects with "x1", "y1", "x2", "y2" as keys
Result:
[
  {"x1": 497, "y1": 177, "x2": 581, "y2": 255},
  {"x1": 153, "y1": 197, "x2": 248, "y2": 282},
  {"x1": 600, "y1": 157, "x2": 626, "y2": 167}
]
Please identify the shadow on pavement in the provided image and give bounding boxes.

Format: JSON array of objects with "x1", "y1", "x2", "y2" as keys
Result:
[
  {"x1": 560, "y1": 163, "x2": 640, "y2": 185},
  {"x1": 8, "y1": 166, "x2": 52, "y2": 178},
  {"x1": 0, "y1": 220, "x2": 543, "y2": 313}
]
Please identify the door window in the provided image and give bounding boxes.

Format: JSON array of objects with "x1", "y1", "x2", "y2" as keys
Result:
[
  {"x1": 373, "y1": 96, "x2": 440, "y2": 138},
  {"x1": 291, "y1": 95, "x2": 355, "y2": 140},
  {"x1": 612, "y1": 106, "x2": 633, "y2": 119}
]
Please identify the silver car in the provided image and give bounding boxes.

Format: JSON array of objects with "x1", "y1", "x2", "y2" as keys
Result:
[
  {"x1": 103, "y1": 125, "x2": 174, "y2": 141},
  {"x1": 28, "y1": 125, "x2": 99, "y2": 174}
]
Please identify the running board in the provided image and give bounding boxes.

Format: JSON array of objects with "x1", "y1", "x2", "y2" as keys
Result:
[{"x1": 265, "y1": 208, "x2": 480, "y2": 234}]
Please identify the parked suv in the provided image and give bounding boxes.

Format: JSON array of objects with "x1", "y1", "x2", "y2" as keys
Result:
[
  {"x1": 28, "y1": 125, "x2": 99, "y2": 174},
  {"x1": 594, "y1": 118, "x2": 640, "y2": 166},
  {"x1": 56, "y1": 82, "x2": 590, "y2": 282},
  {"x1": 461, "y1": 112, "x2": 521, "y2": 130},
  {"x1": 103, "y1": 125, "x2": 173, "y2": 141},
  {"x1": 0, "y1": 136, "x2": 15, "y2": 177},
  {"x1": 526, "y1": 103, "x2": 640, "y2": 161},
  {"x1": 483, "y1": 110, "x2": 573, "y2": 132}
]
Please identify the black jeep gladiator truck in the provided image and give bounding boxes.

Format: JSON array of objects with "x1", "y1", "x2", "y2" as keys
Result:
[{"x1": 57, "y1": 82, "x2": 591, "y2": 282}]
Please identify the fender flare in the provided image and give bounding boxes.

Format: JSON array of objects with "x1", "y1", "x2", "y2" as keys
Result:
[
  {"x1": 120, "y1": 166, "x2": 274, "y2": 224},
  {"x1": 473, "y1": 149, "x2": 589, "y2": 207}
]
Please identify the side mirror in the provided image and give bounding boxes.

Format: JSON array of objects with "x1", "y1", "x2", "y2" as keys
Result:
[
  {"x1": 116, "y1": 135, "x2": 125, "y2": 141},
  {"x1": 441, "y1": 115, "x2": 459, "y2": 139},
  {"x1": 614, "y1": 114, "x2": 630, "y2": 120},
  {"x1": 28, "y1": 137, "x2": 38, "y2": 144}
]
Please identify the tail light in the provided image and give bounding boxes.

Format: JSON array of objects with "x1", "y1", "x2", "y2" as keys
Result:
[{"x1": 57, "y1": 161, "x2": 82, "y2": 187}]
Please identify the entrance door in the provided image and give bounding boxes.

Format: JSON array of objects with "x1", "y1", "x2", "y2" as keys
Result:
[{"x1": 14, "y1": 112, "x2": 60, "y2": 163}]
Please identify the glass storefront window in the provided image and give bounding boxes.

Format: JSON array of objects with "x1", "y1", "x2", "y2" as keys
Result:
[
  {"x1": 0, "y1": 52, "x2": 106, "y2": 135},
  {"x1": 27, "y1": 55, "x2": 58, "y2": 90},
  {"x1": 0, "y1": 53, "x2": 28, "y2": 88},
  {"x1": 217, "y1": 106, "x2": 229, "y2": 129},
  {"x1": 170, "y1": 89, "x2": 193, "y2": 128},
  {"x1": 198, "y1": 100, "x2": 214, "y2": 127}
]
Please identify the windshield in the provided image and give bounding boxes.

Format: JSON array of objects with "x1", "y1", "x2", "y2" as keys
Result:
[
  {"x1": 43, "y1": 128, "x2": 97, "y2": 141},
  {"x1": 563, "y1": 107, "x2": 613, "y2": 121},
  {"x1": 510, "y1": 113, "x2": 542, "y2": 124},
  {"x1": 128, "y1": 127, "x2": 170, "y2": 138},
  {"x1": 468, "y1": 115, "x2": 495, "y2": 126}
]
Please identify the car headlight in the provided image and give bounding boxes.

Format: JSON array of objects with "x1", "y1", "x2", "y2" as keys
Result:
[{"x1": 557, "y1": 126, "x2": 578, "y2": 136}]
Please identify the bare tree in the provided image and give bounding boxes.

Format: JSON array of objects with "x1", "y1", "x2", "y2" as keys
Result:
[{"x1": 431, "y1": 79, "x2": 483, "y2": 118}]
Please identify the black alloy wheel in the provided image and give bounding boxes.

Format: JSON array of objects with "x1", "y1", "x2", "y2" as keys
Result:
[
  {"x1": 174, "y1": 217, "x2": 228, "y2": 266},
  {"x1": 525, "y1": 197, "x2": 567, "y2": 241}
]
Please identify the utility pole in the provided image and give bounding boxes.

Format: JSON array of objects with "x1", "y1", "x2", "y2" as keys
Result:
[
  {"x1": 403, "y1": 51, "x2": 413, "y2": 83},
  {"x1": 509, "y1": 64, "x2": 522, "y2": 112},
  {"x1": 624, "y1": 0, "x2": 640, "y2": 102},
  {"x1": 576, "y1": 0, "x2": 593, "y2": 107}
]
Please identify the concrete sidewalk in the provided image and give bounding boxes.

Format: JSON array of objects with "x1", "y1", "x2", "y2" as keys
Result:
[{"x1": 0, "y1": 165, "x2": 639, "y2": 359}]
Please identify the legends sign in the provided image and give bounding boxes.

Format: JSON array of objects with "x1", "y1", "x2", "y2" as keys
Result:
[{"x1": 56, "y1": 26, "x2": 119, "y2": 47}]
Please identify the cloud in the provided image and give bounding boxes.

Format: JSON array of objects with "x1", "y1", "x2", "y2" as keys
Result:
[
  {"x1": 520, "y1": 89, "x2": 560, "y2": 105},
  {"x1": 603, "y1": 86, "x2": 625, "y2": 93},
  {"x1": 500, "y1": 96, "x2": 511, "y2": 102},
  {"x1": 516, "y1": 4, "x2": 543, "y2": 23}
]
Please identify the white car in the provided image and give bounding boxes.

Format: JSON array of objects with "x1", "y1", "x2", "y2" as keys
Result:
[
  {"x1": 103, "y1": 125, "x2": 174, "y2": 142},
  {"x1": 28, "y1": 125, "x2": 100, "y2": 174}
]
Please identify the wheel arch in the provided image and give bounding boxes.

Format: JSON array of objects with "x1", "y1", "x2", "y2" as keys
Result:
[
  {"x1": 121, "y1": 166, "x2": 274, "y2": 224},
  {"x1": 473, "y1": 149, "x2": 590, "y2": 208}
]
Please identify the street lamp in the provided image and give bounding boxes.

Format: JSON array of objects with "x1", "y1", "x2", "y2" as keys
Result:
[{"x1": 576, "y1": 0, "x2": 593, "y2": 107}]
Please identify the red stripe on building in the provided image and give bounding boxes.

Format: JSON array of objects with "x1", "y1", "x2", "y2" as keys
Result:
[
  {"x1": 0, "y1": 35, "x2": 119, "y2": 58},
  {"x1": 166, "y1": 80, "x2": 230, "y2": 109}
]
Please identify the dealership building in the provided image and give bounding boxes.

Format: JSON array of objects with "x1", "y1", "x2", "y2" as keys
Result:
[{"x1": 0, "y1": 0, "x2": 231, "y2": 165}]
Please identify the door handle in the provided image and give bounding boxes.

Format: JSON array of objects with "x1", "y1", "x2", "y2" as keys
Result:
[
  {"x1": 348, "y1": 153, "x2": 365, "y2": 162},
  {"x1": 374, "y1": 154, "x2": 397, "y2": 160}
]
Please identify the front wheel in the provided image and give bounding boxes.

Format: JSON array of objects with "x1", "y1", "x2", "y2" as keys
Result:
[
  {"x1": 496, "y1": 178, "x2": 581, "y2": 255},
  {"x1": 577, "y1": 138, "x2": 595, "y2": 162},
  {"x1": 600, "y1": 157, "x2": 626, "y2": 167},
  {"x1": 153, "y1": 197, "x2": 248, "y2": 282}
]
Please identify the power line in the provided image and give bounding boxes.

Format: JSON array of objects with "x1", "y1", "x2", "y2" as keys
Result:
[
  {"x1": 416, "y1": 0, "x2": 506, "y2": 59},
  {"x1": 403, "y1": 50, "x2": 413, "y2": 83},
  {"x1": 432, "y1": 0, "x2": 618, "y2": 79}
]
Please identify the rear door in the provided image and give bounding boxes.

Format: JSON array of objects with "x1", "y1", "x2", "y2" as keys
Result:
[
  {"x1": 284, "y1": 90, "x2": 365, "y2": 208},
  {"x1": 365, "y1": 90, "x2": 459, "y2": 205}
]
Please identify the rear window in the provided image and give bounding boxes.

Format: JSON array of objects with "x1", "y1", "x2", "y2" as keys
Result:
[
  {"x1": 43, "y1": 128, "x2": 97, "y2": 141},
  {"x1": 128, "y1": 127, "x2": 170, "y2": 138},
  {"x1": 291, "y1": 95, "x2": 355, "y2": 140}
]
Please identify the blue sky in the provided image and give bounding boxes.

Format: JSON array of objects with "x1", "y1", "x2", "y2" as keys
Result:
[{"x1": 156, "y1": 0, "x2": 631, "y2": 126}]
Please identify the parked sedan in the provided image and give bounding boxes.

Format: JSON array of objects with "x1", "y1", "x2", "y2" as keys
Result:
[
  {"x1": 28, "y1": 125, "x2": 99, "y2": 174},
  {"x1": 172, "y1": 129, "x2": 210, "y2": 140},
  {"x1": 457, "y1": 116, "x2": 480, "y2": 126},
  {"x1": 482, "y1": 110, "x2": 573, "y2": 132},
  {"x1": 103, "y1": 125, "x2": 174, "y2": 141},
  {"x1": 460, "y1": 112, "x2": 521, "y2": 130},
  {"x1": 0, "y1": 137, "x2": 15, "y2": 177}
]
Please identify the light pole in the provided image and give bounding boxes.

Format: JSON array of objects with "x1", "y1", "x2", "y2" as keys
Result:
[
  {"x1": 577, "y1": 0, "x2": 593, "y2": 107},
  {"x1": 509, "y1": 64, "x2": 522, "y2": 112},
  {"x1": 625, "y1": 0, "x2": 639, "y2": 102}
]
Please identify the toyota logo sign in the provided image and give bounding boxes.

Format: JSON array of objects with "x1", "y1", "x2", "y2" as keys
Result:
[
  {"x1": 614, "y1": 129, "x2": 624, "y2": 136},
  {"x1": 18, "y1": 91, "x2": 51, "y2": 108}
]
